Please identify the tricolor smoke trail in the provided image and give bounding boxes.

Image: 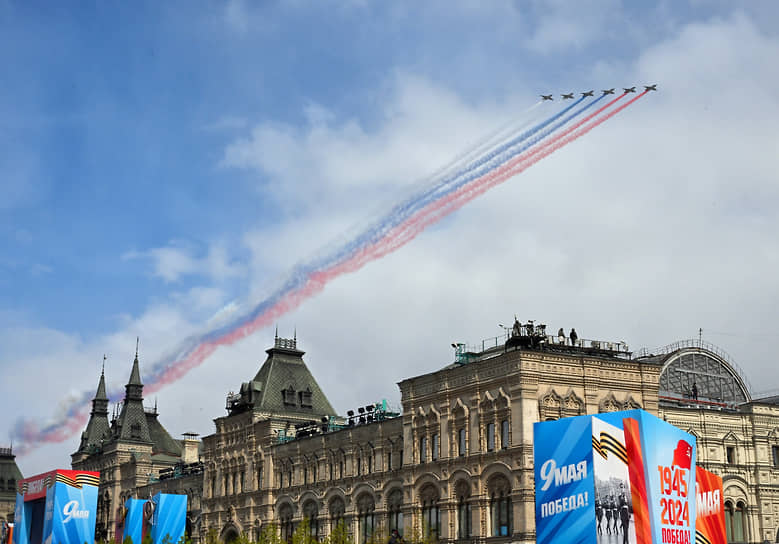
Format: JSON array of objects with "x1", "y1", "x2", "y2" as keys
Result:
[{"x1": 11, "y1": 90, "x2": 649, "y2": 454}]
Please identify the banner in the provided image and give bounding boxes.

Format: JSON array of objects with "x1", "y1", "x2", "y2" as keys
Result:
[
  {"x1": 13, "y1": 470, "x2": 99, "y2": 544},
  {"x1": 534, "y1": 409, "x2": 697, "y2": 544},
  {"x1": 121, "y1": 494, "x2": 187, "y2": 544},
  {"x1": 694, "y1": 467, "x2": 726, "y2": 544},
  {"x1": 151, "y1": 493, "x2": 187, "y2": 544}
]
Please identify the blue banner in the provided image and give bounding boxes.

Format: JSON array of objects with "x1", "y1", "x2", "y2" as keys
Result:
[{"x1": 151, "y1": 493, "x2": 187, "y2": 544}]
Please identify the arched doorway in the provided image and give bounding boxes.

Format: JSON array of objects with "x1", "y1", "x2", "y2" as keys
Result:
[{"x1": 220, "y1": 524, "x2": 240, "y2": 544}]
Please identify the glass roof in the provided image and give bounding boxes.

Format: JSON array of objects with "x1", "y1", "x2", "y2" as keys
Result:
[{"x1": 659, "y1": 349, "x2": 749, "y2": 404}]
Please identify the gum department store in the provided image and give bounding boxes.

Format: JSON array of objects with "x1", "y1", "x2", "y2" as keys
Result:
[{"x1": 28, "y1": 320, "x2": 779, "y2": 543}]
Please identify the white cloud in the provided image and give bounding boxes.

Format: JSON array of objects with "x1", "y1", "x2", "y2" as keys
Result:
[
  {"x1": 524, "y1": 0, "x2": 624, "y2": 53},
  {"x1": 123, "y1": 242, "x2": 246, "y2": 283}
]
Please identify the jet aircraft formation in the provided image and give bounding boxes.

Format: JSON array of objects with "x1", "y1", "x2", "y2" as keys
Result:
[{"x1": 540, "y1": 85, "x2": 657, "y2": 100}]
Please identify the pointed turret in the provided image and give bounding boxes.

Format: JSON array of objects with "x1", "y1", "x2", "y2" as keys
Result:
[
  {"x1": 77, "y1": 357, "x2": 111, "y2": 453},
  {"x1": 113, "y1": 342, "x2": 152, "y2": 443}
]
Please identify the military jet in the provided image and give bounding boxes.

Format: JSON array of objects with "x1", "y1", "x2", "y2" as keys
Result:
[
  {"x1": 581, "y1": 90, "x2": 594, "y2": 97},
  {"x1": 561, "y1": 93, "x2": 574, "y2": 100},
  {"x1": 541, "y1": 94, "x2": 554, "y2": 101},
  {"x1": 602, "y1": 88, "x2": 615, "y2": 95},
  {"x1": 623, "y1": 87, "x2": 636, "y2": 93},
  {"x1": 644, "y1": 84, "x2": 657, "y2": 91}
]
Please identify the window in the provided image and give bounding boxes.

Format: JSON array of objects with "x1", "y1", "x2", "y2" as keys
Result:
[
  {"x1": 724, "y1": 500, "x2": 747, "y2": 542},
  {"x1": 488, "y1": 476, "x2": 512, "y2": 537},
  {"x1": 501, "y1": 420, "x2": 509, "y2": 449},
  {"x1": 420, "y1": 437, "x2": 427, "y2": 463},
  {"x1": 312, "y1": 463, "x2": 317, "y2": 482},
  {"x1": 455, "y1": 481, "x2": 472, "y2": 540},
  {"x1": 282, "y1": 386, "x2": 296, "y2": 406},
  {"x1": 303, "y1": 500, "x2": 319, "y2": 540},
  {"x1": 304, "y1": 467, "x2": 308, "y2": 484},
  {"x1": 257, "y1": 466, "x2": 263, "y2": 489},
  {"x1": 357, "y1": 494, "x2": 376, "y2": 544},
  {"x1": 726, "y1": 446, "x2": 735, "y2": 464},
  {"x1": 367, "y1": 453, "x2": 373, "y2": 473},
  {"x1": 240, "y1": 471, "x2": 245, "y2": 493},
  {"x1": 458, "y1": 496, "x2": 472, "y2": 539},
  {"x1": 339, "y1": 460, "x2": 344, "y2": 479},
  {"x1": 299, "y1": 388, "x2": 313, "y2": 408},
  {"x1": 387, "y1": 489, "x2": 403, "y2": 535},
  {"x1": 491, "y1": 492, "x2": 512, "y2": 536},
  {"x1": 487, "y1": 423, "x2": 496, "y2": 452},
  {"x1": 387, "y1": 450, "x2": 393, "y2": 471},
  {"x1": 458, "y1": 428, "x2": 466, "y2": 457},
  {"x1": 356, "y1": 455, "x2": 362, "y2": 475},
  {"x1": 420, "y1": 485, "x2": 440, "y2": 539},
  {"x1": 432, "y1": 434, "x2": 439, "y2": 461},
  {"x1": 772, "y1": 445, "x2": 779, "y2": 467},
  {"x1": 329, "y1": 462, "x2": 334, "y2": 480},
  {"x1": 329, "y1": 497, "x2": 345, "y2": 531},
  {"x1": 280, "y1": 504, "x2": 294, "y2": 543}
]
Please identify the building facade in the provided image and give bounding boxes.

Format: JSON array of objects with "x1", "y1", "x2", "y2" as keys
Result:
[
  {"x1": 74, "y1": 323, "x2": 779, "y2": 544},
  {"x1": 0, "y1": 447, "x2": 23, "y2": 543},
  {"x1": 71, "y1": 352, "x2": 203, "y2": 542}
]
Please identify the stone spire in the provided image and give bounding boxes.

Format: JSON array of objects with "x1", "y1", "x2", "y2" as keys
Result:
[
  {"x1": 125, "y1": 337, "x2": 143, "y2": 400},
  {"x1": 113, "y1": 342, "x2": 152, "y2": 443},
  {"x1": 78, "y1": 356, "x2": 111, "y2": 452}
]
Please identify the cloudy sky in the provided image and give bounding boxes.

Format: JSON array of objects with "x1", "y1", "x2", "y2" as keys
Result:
[{"x1": 2, "y1": 1, "x2": 778, "y2": 476}]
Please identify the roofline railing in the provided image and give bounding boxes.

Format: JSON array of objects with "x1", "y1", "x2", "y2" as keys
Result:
[{"x1": 456, "y1": 333, "x2": 632, "y2": 361}]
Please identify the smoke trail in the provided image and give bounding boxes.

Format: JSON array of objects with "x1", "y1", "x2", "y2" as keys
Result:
[
  {"x1": 369, "y1": 92, "x2": 650, "y2": 261},
  {"x1": 11, "y1": 92, "x2": 649, "y2": 454}
]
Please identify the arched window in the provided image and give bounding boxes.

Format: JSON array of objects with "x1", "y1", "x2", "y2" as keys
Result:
[
  {"x1": 734, "y1": 501, "x2": 747, "y2": 542},
  {"x1": 279, "y1": 503, "x2": 294, "y2": 543},
  {"x1": 419, "y1": 437, "x2": 427, "y2": 463},
  {"x1": 356, "y1": 493, "x2": 375, "y2": 544},
  {"x1": 455, "y1": 481, "x2": 471, "y2": 540},
  {"x1": 724, "y1": 500, "x2": 747, "y2": 542},
  {"x1": 419, "y1": 484, "x2": 440, "y2": 539},
  {"x1": 329, "y1": 496, "x2": 345, "y2": 530},
  {"x1": 387, "y1": 489, "x2": 403, "y2": 534},
  {"x1": 488, "y1": 475, "x2": 512, "y2": 537},
  {"x1": 303, "y1": 500, "x2": 319, "y2": 540}
]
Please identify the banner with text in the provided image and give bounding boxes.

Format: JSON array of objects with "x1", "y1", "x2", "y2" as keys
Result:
[{"x1": 534, "y1": 409, "x2": 697, "y2": 544}]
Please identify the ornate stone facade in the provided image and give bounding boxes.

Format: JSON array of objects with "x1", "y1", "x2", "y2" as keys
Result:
[
  {"x1": 71, "y1": 353, "x2": 203, "y2": 542},
  {"x1": 198, "y1": 330, "x2": 661, "y2": 544},
  {"x1": 0, "y1": 447, "x2": 23, "y2": 538},
  {"x1": 75, "y1": 327, "x2": 779, "y2": 544}
]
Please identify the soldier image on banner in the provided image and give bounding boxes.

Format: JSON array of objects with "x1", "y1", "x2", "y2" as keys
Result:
[{"x1": 592, "y1": 416, "x2": 636, "y2": 544}]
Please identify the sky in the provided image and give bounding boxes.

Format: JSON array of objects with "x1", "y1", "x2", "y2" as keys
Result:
[{"x1": 2, "y1": 0, "x2": 779, "y2": 476}]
